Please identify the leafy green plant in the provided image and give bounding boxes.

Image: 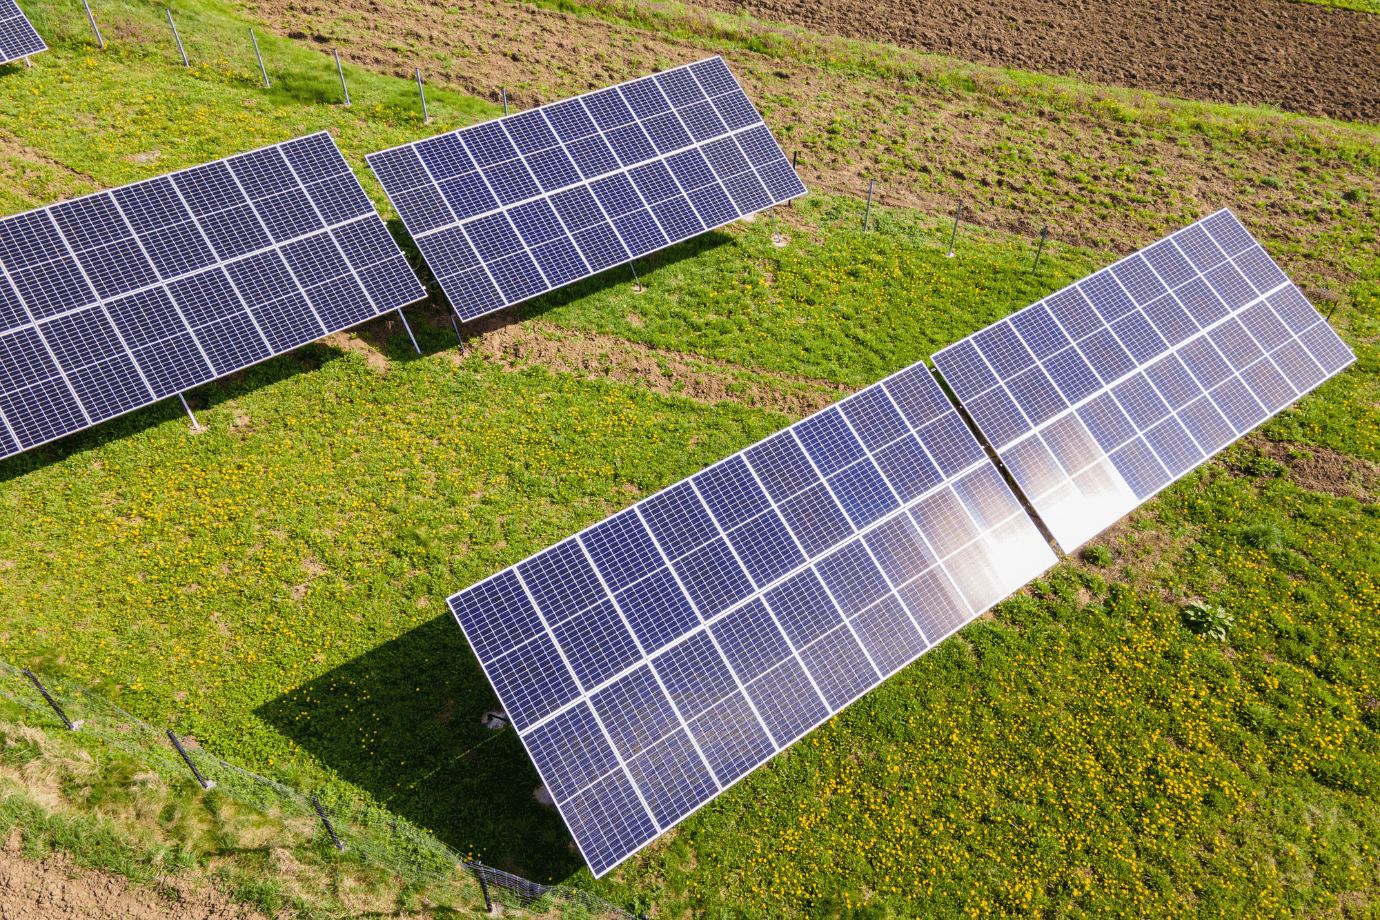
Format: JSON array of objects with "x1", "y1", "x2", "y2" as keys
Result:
[
  {"x1": 1081, "y1": 544, "x2": 1115, "y2": 567},
  {"x1": 1239, "y1": 523, "x2": 1285, "y2": 552},
  {"x1": 1181, "y1": 600, "x2": 1235, "y2": 641}
]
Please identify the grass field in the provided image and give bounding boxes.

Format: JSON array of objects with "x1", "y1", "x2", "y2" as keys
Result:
[{"x1": 3, "y1": 0, "x2": 1380, "y2": 917}]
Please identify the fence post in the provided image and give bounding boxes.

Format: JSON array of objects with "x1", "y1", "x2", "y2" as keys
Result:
[
  {"x1": 335, "y1": 50, "x2": 351, "y2": 106},
  {"x1": 167, "y1": 729, "x2": 214, "y2": 789},
  {"x1": 82, "y1": 0, "x2": 105, "y2": 48},
  {"x1": 416, "y1": 68, "x2": 431, "y2": 123},
  {"x1": 1031, "y1": 225, "x2": 1049, "y2": 273},
  {"x1": 250, "y1": 28, "x2": 270, "y2": 88},
  {"x1": 22, "y1": 669, "x2": 77, "y2": 730},
  {"x1": 474, "y1": 860, "x2": 495, "y2": 912},
  {"x1": 166, "y1": 8, "x2": 189, "y2": 67},
  {"x1": 312, "y1": 796, "x2": 346, "y2": 850},
  {"x1": 946, "y1": 202, "x2": 964, "y2": 258}
]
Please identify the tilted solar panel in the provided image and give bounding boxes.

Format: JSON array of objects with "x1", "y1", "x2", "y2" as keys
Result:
[
  {"x1": 0, "y1": 0, "x2": 45, "y2": 64},
  {"x1": 931, "y1": 209, "x2": 1354, "y2": 553},
  {"x1": 0, "y1": 132, "x2": 425, "y2": 460},
  {"x1": 367, "y1": 56, "x2": 806, "y2": 323},
  {"x1": 449, "y1": 362, "x2": 1056, "y2": 876}
]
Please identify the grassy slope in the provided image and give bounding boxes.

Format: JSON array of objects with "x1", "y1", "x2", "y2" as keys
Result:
[{"x1": 2, "y1": 0, "x2": 1380, "y2": 918}]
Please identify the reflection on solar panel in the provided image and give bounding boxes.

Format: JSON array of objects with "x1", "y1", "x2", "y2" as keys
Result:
[
  {"x1": 0, "y1": 0, "x2": 46, "y2": 64},
  {"x1": 0, "y1": 131, "x2": 425, "y2": 461},
  {"x1": 449, "y1": 363, "x2": 1055, "y2": 876},
  {"x1": 932, "y1": 209, "x2": 1354, "y2": 552},
  {"x1": 367, "y1": 56, "x2": 806, "y2": 323}
]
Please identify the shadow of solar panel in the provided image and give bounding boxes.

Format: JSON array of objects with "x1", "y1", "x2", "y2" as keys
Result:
[
  {"x1": 368, "y1": 57, "x2": 805, "y2": 325},
  {"x1": 448, "y1": 361, "x2": 1054, "y2": 878},
  {"x1": 0, "y1": 132, "x2": 424, "y2": 462},
  {"x1": 0, "y1": 1, "x2": 45, "y2": 66},
  {"x1": 933, "y1": 208, "x2": 1354, "y2": 553}
]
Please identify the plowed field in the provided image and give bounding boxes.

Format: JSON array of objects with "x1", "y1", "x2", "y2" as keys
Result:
[{"x1": 693, "y1": 0, "x2": 1380, "y2": 122}]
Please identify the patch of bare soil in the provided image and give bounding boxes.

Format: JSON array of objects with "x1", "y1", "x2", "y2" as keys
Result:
[
  {"x1": 321, "y1": 328, "x2": 391, "y2": 372},
  {"x1": 0, "y1": 833, "x2": 265, "y2": 920},
  {"x1": 450, "y1": 304, "x2": 851, "y2": 418},
  {"x1": 692, "y1": 0, "x2": 1380, "y2": 124},
  {"x1": 248, "y1": 0, "x2": 1378, "y2": 288},
  {"x1": 1237, "y1": 433, "x2": 1380, "y2": 500}
]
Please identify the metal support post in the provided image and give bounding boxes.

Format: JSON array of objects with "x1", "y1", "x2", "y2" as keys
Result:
[
  {"x1": 177, "y1": 393, "x2": 201, "y2": 430},
  {"x1": 416, "y1": 69, "x2": 431, "y2": 123},
  {"x1": 250, "y1": 28, "x2": 270, "y2": 87},
  {"x1": 628, "y1": 260, "x2": 643, "y2": 291},
  {"x1": 167, "y1": 9, "x2": 188, "y2": 67},
  {"x1": 946, "y1": 202, "x2": 963, "y2": 258},
  {"x1": 450, "y1": 314, "x2": 463, "y2": 346},
  {"x1": 396, "y1": 308, "x2": 421, "y2": 354},
  {"x1": 312, "y1": 796, "x2": 345, "y2": 850},
  {"x1": 83, "y1": 0, "x2": 105, "y2": 49},
  {"x1": 1326, "y1": 301, "x2": 1341, "y2": 324},
  {"x1": 23, "y1": 56, "x2": 32, "y2": 68},
  {"x1": 474, "y1": 861, "x2": 495, "y2": 912},
  {"x1": 1031, "y1": 225, "x2": 1049, "y2": 273},
  {"x1": 23, "y1": 669, "x2": 77, "y2": 731},
  {"x1": 501, "y1": 87, "x2": 508, "y2": 115},
  {"x1": 862, "y1": 178, "x2": 874, "y2": 231},
  {"x1": 335, "y1": 50, "x2": 351, "y2": 106},
  {"x1": 167, "y1": 729, "x2": 214, "y2": 789}
]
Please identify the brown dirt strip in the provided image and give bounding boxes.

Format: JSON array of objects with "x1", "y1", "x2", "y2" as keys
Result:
[
  {"x1": 688, "y1": 0, "x2": 1380, "y2": 124},
  {"x1": 248, "y1": 0, "x2": 1379, "y2": 290},
  {"x1": 0, "y1": 831, "x2": 265, "y2": 920},
  {"x1": 338, "y1": 300, "x2": 852, "y2": 417}
]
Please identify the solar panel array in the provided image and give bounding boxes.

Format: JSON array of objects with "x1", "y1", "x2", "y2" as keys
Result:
[
  {"x1": 449, "y1": 363, "x2": 1056, "y2": 876},
  {"x1": 367, "y1": 56, "x2": 806, "y2": 323},
  {"x1": 0, "y1": 0, "x2": 45, "y2": 64},
  {"x1": 0, "y1": 131, "x2": 425, "y2": 460},
  {"x1": 932, "y1": 209, "x2": 1354, "y2": 552}
]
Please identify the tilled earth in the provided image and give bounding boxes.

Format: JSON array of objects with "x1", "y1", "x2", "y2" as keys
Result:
[{"x1": 692, "y1": 0, "x2": 1380, "y2": 123}]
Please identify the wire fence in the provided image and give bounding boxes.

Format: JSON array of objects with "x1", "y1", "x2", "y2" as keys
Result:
[{"x1": 0, "y1": 660, "x2": 642, "y2": 920}]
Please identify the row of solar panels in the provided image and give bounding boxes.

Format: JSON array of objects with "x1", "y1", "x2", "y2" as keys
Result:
[
  {"x1": 447, "y1": 208, "x2": 1354, "y2": 878},
  {"x1": 0, "y1": 57, "x2": 805, "y2": 462},
  {"x1": 0, "y1": 0, "x2": 44, "y2": 65}
]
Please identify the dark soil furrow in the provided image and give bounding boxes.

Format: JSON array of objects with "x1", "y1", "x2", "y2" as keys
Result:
[{"x1": 689, "y1": 0, "x2": 1380, "y2": 123}]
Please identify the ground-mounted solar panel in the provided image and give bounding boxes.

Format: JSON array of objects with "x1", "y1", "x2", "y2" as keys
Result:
[
  {"x1": 0, "y1": 131, "x2": 426, "y2": 461},
  {"x1": 449, "y1": 362, "x2": 1055, "y2": 876},
  {"x1": 931, "y1": 208, "x2": 1354, "y2": 553},
  {"x1": 0, "y1": 0, "x2": 45, "y2": 64},
  {"x1": 367, "y1": 56, "x2": 806, "y2": 323}
]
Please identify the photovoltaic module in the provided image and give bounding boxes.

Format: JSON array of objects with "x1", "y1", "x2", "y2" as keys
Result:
[
  {"x1": 449, "y1": 363, "x2": 1056, "y2": 876},
  {"x1": 447, "y1": 207, "x2": 1353, "y2": 878},
  {"x1": 0, "y1": 0, "x2": 45, "y2": 65},
  {"x1": 932, "y1": 209, "x2": 1353, "y2": 552},
  {"x1": 0, "y1": 132, "x2": 425, "y2": 460},
  {"x1": 367, "y1": 57, "x2": 806, "y2": 323}
]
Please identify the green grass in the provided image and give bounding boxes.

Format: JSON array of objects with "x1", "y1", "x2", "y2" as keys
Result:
[
  {"x1": 2, "y1": 1, "x2": 1380, "y2": 918},
  {"x1": 1287, "y1": 0, "x2": 1380, "y2": 14}
]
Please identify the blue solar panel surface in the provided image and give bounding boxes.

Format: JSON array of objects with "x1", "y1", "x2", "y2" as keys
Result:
[
  {"x1": 0, "y1": 0, "x2": 45, "y2": 64},
  {"x1": 0, "y1": 132, "x2": 425, "y2": 461},
  {"x1": 367, "y1": 57, "x2": 806, "y2": 323},
  {"x1": 449, "y1": 363, "x2": 1055, "y2": 877},
  {"x1": 931, "y1": 209, "x2": 1354, "y2": 552}
]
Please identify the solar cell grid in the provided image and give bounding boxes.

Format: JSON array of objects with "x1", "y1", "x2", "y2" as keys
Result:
[
  {"x1": 0, "y1": 132, "x2": 425, "y2": 462},
  {"x1": 450, "y1": 360, "x2": 1055, "y2": 878},
  {"x1": 932, "y1": 208, "x2": 1354, "y2": 552},
  {"x1": 368, "y1": 57, "x2": 805, "y2": 323}
]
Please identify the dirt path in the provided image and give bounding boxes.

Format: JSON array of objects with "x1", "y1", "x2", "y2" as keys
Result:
[
  {"x1": 0, "y1": 836, "x2": 265, "y2": 920},
  {"x1": 690, "y1": 0, "x2": 1380, "y2": 124}
]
